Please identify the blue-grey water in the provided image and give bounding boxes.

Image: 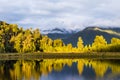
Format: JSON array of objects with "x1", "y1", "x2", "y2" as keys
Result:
[{"x1": 0, "y1": 59, "x2": 120, "y2": 80}]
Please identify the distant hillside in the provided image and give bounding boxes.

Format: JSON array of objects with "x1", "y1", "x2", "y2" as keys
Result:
[
  {"x1": 47, "y1": 33, "x2": 74, "y2": 40},
  {"x1": 63, "y1": 27, "x2": 120, "y2": 46}
]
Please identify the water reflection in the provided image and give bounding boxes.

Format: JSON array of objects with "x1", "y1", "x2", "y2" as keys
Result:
[{"x1": 0, "y1": 59, "x2": 120, "y2": 80}]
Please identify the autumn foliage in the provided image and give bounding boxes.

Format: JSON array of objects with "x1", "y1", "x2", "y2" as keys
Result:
[{"x1": 0, "y1": 21, "x2": 120, "y2": 53}]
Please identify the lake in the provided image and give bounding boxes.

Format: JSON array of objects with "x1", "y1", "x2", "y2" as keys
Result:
[{"x1": 0, "y1": 59, "x2": 120, "y2": 80}]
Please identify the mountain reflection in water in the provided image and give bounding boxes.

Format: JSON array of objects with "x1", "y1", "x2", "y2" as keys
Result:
[{"x1": 0, "y1": 59, "x2": 120, "y2": 80}]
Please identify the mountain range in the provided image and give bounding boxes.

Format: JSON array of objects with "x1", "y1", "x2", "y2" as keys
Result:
[
  {"x1": 41, "y1": 28, "x2": 78, "y2": 40},
  {"x1": 42, "y1": 27, "x2": 120, "y2": 46}
]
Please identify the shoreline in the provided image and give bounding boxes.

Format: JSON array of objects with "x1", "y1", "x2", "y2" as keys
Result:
[{"x1": 0, "y1": 52, "x2": 120, "y2": 60}]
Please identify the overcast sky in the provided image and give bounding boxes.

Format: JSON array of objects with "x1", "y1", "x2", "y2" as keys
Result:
[{"x1": 0, "y1": 0, "x2": 120, "y2": 30}]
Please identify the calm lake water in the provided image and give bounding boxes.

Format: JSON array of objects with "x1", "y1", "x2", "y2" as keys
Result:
[{"x1": 0, "y1": 59, "x2": 120, "y2": 80}]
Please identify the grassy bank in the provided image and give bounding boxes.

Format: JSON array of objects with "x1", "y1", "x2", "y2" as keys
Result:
[{"x1": 0, "y1": 52, "x2": 120, "y2": 60}]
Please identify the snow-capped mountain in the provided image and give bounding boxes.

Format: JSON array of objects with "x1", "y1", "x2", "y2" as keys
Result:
[
  {"x1": 41, "y1": 28, "x2": 79, "y2": 34},
  {"x1": 40, "y1": 28, "x2": 79, "y2": 40}
]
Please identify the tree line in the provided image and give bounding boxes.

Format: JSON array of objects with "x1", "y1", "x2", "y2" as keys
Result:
[{"x1": 0, "y1": 21, "x2": 120, "y2": 53}]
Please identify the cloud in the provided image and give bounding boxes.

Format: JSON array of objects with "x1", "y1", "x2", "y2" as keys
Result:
[{"x1": 0, "y1": 0, "x2": 120, "y2": 30}]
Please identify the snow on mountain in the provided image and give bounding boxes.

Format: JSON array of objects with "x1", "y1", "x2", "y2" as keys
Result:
[{"x1": 41, "y1": 28, "x2": 78, "y2": 34}]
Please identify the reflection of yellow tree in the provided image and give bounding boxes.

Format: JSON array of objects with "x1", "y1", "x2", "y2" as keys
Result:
[
  {"x1": 53, "y1": 63, "x2": 63, "y2": 71},
  {"x1": 10, "y1": 61, "x2": 22, "y2": 80},
  {"x1": 77, "y1": 60, "x2": 84, "y2": 75},
  {"x1": 0, "y1": 60, "x2": 77, "y2": 80},
  {"x1": 2, "y1": 59, "x2": 120, "y2": 80},
  {"x1": 39, "y1": 59, "x2": 76, "y2": 75},
  {"x1": 22, "y1": 60, "x2": 41, "y2": 80},
  {"x1": 109, "y1": 63, "x2": 120, "y2": 75},
  {"x1": 91, "y1": 61, "x2": 120, "y2": 78},
  {"x1": 22, "y1": 61, "x2": 34, "y2": 80},
  {"x1": 0, "y1": 65, "x2": 4, "y2": 80},
  {"x1": 40, "y1": 61, "x2": 53, "y2": 76},
  {"x1": 9, "y1": 60, "x2": 41, "y2": 80},
  {"x1": 66, "y1": 59, "x2": 73, "y2": 67},
  {"x1": 91, "y1": 61, "x2": 108, "y2": 78},
  {"x1": 77, "y1": 59, "x2": 111, "y2": 78}
]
